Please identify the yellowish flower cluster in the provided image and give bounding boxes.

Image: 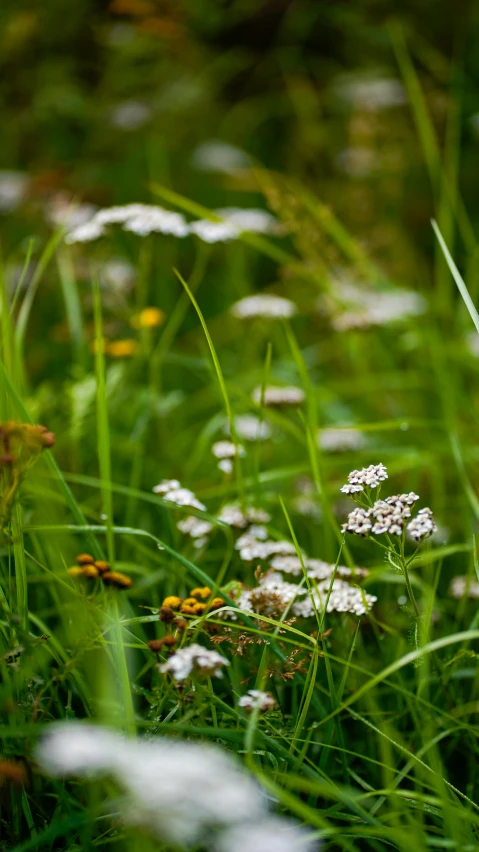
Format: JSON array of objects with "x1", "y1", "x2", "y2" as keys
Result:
[
  {"x1": 67, "y1": 553, "x2": 132, "y2": 589},
  {"x1": 162, "y1": 587, "x2": 225, "y2": 616}
]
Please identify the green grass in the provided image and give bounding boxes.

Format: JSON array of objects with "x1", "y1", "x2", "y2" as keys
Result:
[{"x1": 2, "y1": 4, "x2": 479, "y2": 850}]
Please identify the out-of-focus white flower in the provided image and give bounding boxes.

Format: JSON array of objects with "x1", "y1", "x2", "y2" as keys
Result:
[
  {"x1": 215, "y1": 817, "x2": 318, "y2": 852},
  {"x1": 100, "y1": 257, "x2": 136, "y2": 293},
  {"x1": 110, "y1": 100, "x2": 152, "y2": 130},
  {"x1": 0, "y1": 171, "x2": 29, "y2": 213},
  {"x1": 318, "y1": 427, "x2": 365, "y2": 453},
  {"x1": 177, "y1": 515, "x2": 214, "y2": 539},
  {"x1": 334, "y1": 74, "x2": 406, "y2": 110},
  {"x1": 231, "y1": 415, "x2": 272, "y2": 442},
  {"x1": 271, "y1": 555, "x2": 368, "y2": 582},
  {"x1": 238, "y1": 690, "x2": 276, "y2": 713},
  {"x1": 212, "y1": 441, "x2": 245, "y2": 459},
  {"x1": 318, "y1": 273, "x2": 426, "y2": 330},
  {"x1": 191, "y1": 140, "x2": 252, "y2": 173},
  {"x1": 216, "y1": 207, "x2": 279, "y2": 235},
  {"x1": 218, "y1": 505, "x2": 271, "y2": 528},
  {"x1": 122, "y1": 206, "x2": 190, "y2": 237},
  {"x1": 159, "y1": 643, "x2": 229, "y2": 681},
  {"x1": 450, "y1": 575, "x2": 479, "y2": 600},
  {"x1": 153, "y1": 480, "x2": 206, "y2": 512},
  {"x1": 65, "y1": 220, "x2": 106, "y2": 244},
  {"x1": 335, "y1": 147, "x2": 377, "y2": 178},
  {"x1": 231, "y1": 294, "x2": 297, "y2": 320},
  {"x1": 252, "y1": 386, "x2": 305, "y2": 406},
  {"x1": 46, "y1": 194, "x2": 98, "y2": 230},
  {"x1": 36, "y1": 722, "x2": 284, "y2": 849},
  {"x1": 236, "y1": 536, "x2": 297, "y2": 562},
  {"x1": 340, "y1": 463, "x2": 388, "y2": 494},
  {"x1": 190, "y1": 219, "x2": 240, "y2": 243}
]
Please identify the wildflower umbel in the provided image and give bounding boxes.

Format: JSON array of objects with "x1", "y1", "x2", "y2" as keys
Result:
[
  {"x1": 238, "y1": 690, "x2": 276, "y2": 713},
  {"x1": 159, "y1": 643, "x2": 229, "y2": 681},
  {"x1": 407, "y1": 508, "x2": 437, "y2": 542},
  {"x1": 340, "y1": 463, "x2": 388, "y2": 494}
]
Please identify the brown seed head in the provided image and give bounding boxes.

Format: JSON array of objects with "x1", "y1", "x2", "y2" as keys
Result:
[
  {"x1": 76, "y1": 553, "x2": 95, "y2": 565},
  {"x1": 101, "y1": 571, "x2": 132, "y2": 589},
  {"x1": 173, "y1": 617, "x2": 188, "y2": 630},
  {"x1": 159, "y1": 606, "x2": 175, "y2": 624}
]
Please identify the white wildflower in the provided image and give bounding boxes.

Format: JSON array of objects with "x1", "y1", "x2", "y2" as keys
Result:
[
  {"x1": 318, "y1": 272, "x2": 426, "y2": 330},
  {"x1": 109, "y1": 100, "x2": 151, "y2": 130},
  {"x1": 231, "y1": 294, "x2": 297, "y2": 320},
  {"x1": 65, "y1": 220, "x2": 106, "y2": 244},
  {"x1": 232, "y1": 415, "x2": 272, "y2": 442},
  {"x1": 334, "y1": 74, "x2": 406, "y2": 110},
  {"x1": 335, "y1": 146, "x2": 377, "y2": 178},
  {"x1": 177, "y1": 515, "x2": 214, "y2": 539},
  {"x1": 100, "y1": 257, "x2": 136, "y2": 293},
  {"x1": 293, "y1": 579, "x2": 376, "y2": 617},
  {"x1": 218, "y1": 504, "x2": 271, "y2": 528},
  {"x1": 190, "y1": 219, "x2": 240, "y2": 243},
  {"x1": 212, "y1": 440, "x2": 246, "y2": 459},
  {"x1": 216, "y1": 207, "x2": 279, "y2": 235},
  {"x1": 123, "y1": 206, "x2": 190, "y2": 237},
  {"x1": 340, "y1": 463, "x2": 388, "y2": 493},
  {"x1": 407, "y1": 508, "x2": 437, "y2": 542},
  {"x1": 46, "y1": 195, "x2": 98, "y2": 230},
  {"x1": 218, "y1": 460, "x2": 233, "y2": 474},
  {"x1": 153, "y1": 480, "x2": 206, "y2": 511},
  {"x1": 214, "y1": 817, "x2": 317, "y2": 852},
  {"x1": 318, "y1": 427, "x2": 365, "y2": 453},
  {"x1": 237, "y1": 538, "x2": 297, "y2": 562},
  {"x1": 36, "y1": 722, "x2": 276, "y2": 849},
  {"x1": 159, "y1": 643, "x2": 229, "y2": 681},
  {"x1": 191, "y1": 140, "x2": 252, "y2": 174},
  {"x1": 238, "y1": 690, "x2": 276, "y2": 713},
  {"x1": 252, "y1": 385, "x2": 305, "y2": 406},
  {"x1": 342, "y1": 507, "x2": 372, "y2": 536},
  {"x1": 0, "y1": 171, "x2": 29, "y2": 212},
  {"x1": 450, "y1": 575, "x2": 479, "y2": 600}
]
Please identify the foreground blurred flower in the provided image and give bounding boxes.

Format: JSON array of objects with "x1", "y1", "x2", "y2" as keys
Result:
[
  {"x1": 238, "y1": 690, "x2": 276, "y2": 713},
  {"x1": 0, "y1": 170, "x2": 29, "y2": 213},
  {"x1": 131, "y1": 306, "x2": 165, "y2": 329},
  {"x1": 106, "y1": 339, "x2": 138, "y2": 358},
  {"x1": 0, "y1": 423, "x2": 55, "y2": 530},
  {"x1": 191, "y1": 139, "x2": 252, "y2": 173},
  {"x1": 252, "y1": 386, "x2": 305, "y2": 406},
  {"x1": 159, "y1": 643, "x2": 229, "y2": 681},
  {"x1": 318, "y1": 427, "x2": 365, "y2": 453},
  {"x1": 231, "y1": 415, "x2": 272, "y2": 442},
  {"x1": 36, "y1": 723, "x2": 317, "y2": 850},
  {"x1": 231, "y1": 294, "x2": 297, "y2": 320}
]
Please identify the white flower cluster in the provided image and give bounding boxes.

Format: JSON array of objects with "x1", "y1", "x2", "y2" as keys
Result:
[
  {"x1": 318, "y1": 427, "x2": 365, "y2": 453},
  {"x1": 35, "y1": 723, "x2": 316, "y2": 851},
  {"x1": 231, "y1": 294, "x2": 297, "y2": 320},
  {"x1": 292, "y1": 579, "x2": 377, "y2": 618},
  {"x1": 64, "y1": 203, "x2": 279, "y2": 245},
  {"x1": 235, "y1": 527, "x2": 297, "y2": 562},
  {"x1": 212, "y1": 440, "x2": 246, "y2": 474},
  {"x1": 238, "y1": 690, "x2": 276, "y2": 713},
  {"x1": 0, "y1": 170, "x2": 29, "y2": 213},
  {"x1": 230, "y1": 415, "x2": 272, "y2": 442},
  {"x1": 177, "y1": 515, "x2": 214, "y2": 549},
  {"x1": 218, "y1": 504, "x2": 271, "y2": 529},
  {"x1": 334, "y1": 74, "x2": 406, "y2": 110},
  {"x1": 270, "y1": 554, "x2": 368, "y2": 582},
  {"x1": 251, "y1": 385, "x2": 305, "y2": 406},
  {"x1": 191, "y1": 139, "x2": 252, "y2": 174},
  {"x1": 318, "y1": 274, "x2": 426, "y2": 331},
  {"x1": 340, "y1": 463, "x2": 388, "y2": 493},
  {"x1": 159, "y1": 643, "x2": 229, "y2": 681},
  {"x1": 449, "y1": 575, "x2": 479, "y2": 600},
  {"x1": 406, "y1": 508, "x2": 437, "y2": 542},
  {"x1": 341, "y1": 507, "x2": 373, "y2": 536},
  {"x1": 153, "y1": 479, "x2": 206, "y2": 512}
]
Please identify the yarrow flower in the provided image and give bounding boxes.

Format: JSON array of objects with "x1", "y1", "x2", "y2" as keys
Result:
[
  {"x1": 406, "y1": 508, "x2": 437, "y2": 542},
  {"x1": 153, "y1": 479, "x2": 206, "y2": 512},
  {"x1": 35, "y1": 723, "x2": 317, "y2": 851},
  {"x1": 177, "y1": 515, "x2": 214, "y2": 548},
  {"x1": 212, "y1": 440, "x2": 246, "y2": 475},
  {"x1": 230, "y1": 294, "x2": 297, "y2": 320},
  {"x1": 318, "y1": 427, "x2": 365, "y2": 453},
  {"x1": 449, "y1": 575, "x2": 479, "y2": 600},
  {"x1": 251, "y1": 385, "x2": 305, "y2": 406},
  {"x1": 238, "y1": 690, "x2": 276, "y2": 714},
  {"x1": 293, "y1": 579, "x2": 377, "y2": 618},
  {"x1": 340, "y1": 463, "x2": 388, "y2": 493},
  {"x1": 230, "y1": 415, "x2": 272, "y2": 442},
  {"x1": 159, "y1": 643, "x2": 229, "y2": 681},
  {"x1": 342, "y1": 507, "x2": 373, "y2": 536},
  {"x1": 217, "y1": 504, "x2": 271, "y2": 529}
]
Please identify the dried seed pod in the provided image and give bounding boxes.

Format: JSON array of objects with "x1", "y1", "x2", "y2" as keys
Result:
[
  {"x1": 173, "y1": 617, "x2": 188, "y2": 630},
  {"x1": 147, "y1": 636, "x2": 177, "y2": 653},
  {"x1": 76, "y1": 553, "x2": 95, "y2": 565},
  {"x1": 159, "y1": 606, "x2": 175, "y2": 624},
  {"x1": 94, "y1": 560, "x2": 111, "y2": 574},
  {"x1": 101, "y1": 571, "x2": 132, "y2": 589}
]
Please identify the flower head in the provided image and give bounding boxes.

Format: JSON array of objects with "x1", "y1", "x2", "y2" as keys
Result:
[
  {"x1": 340, "y1": 463, "x2": 388, "y2": 494},
  {"x1": 238, "y1": 690, "x2": 276, "y2": 713},
  {"x1": 342, "y1": 507, "x2": 372, "y2": 536},
  {"x1": 251, "y1": 385, "x2": 305, "y2": 406},
  {"x1": 231, "y1": 294, "x2": 297, "y2": 320},
  {"x1": 407, "y1": 508, "x2": 437, "y2": 542},
  {"x1": 159, "y1": 643, "x2": 229, "y2": 681}
]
